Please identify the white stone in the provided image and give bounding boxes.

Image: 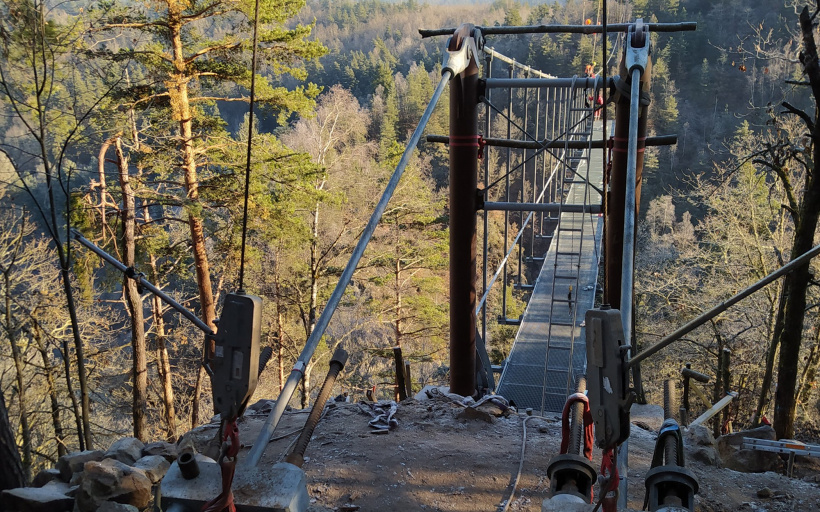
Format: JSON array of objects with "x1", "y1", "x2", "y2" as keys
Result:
[
  {"x1": 132, "y1": 455, "x2": 170, "y2": 483},
  {"x1": 57, "y1": 450, "x2": 105, "y2": 482},
  {"x1": 104, "y1": 437, "x2": 145, "y2": 465},
  {"x1": 75, "y1": 458, "x2": 152, "y2": 512}
]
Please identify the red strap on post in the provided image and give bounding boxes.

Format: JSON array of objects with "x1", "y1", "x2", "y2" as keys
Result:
[
  {"x1": 559, "y1": 392, "x2": 594, "y2": 461},
  {"x1": 224, "y1": 420, "x2": 240, "y2": 458},
  {"x1": 450, "y1": 134, "x2": 484, "y2": 159},
  {"x1": 201, "y1": 418, "x2": 240, "y2": 512}
]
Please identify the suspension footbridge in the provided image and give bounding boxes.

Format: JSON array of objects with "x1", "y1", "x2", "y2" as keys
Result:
[
  {"x1": 78, "y1": 18, "x2": 719, "y2": 512},
  {"x1": 496, "y1": 121, "x2": 604, "y2": 413}
]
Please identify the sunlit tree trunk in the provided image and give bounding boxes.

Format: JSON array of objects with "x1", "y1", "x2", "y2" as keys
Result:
[
  {"x1": 114, "y1": 138, "x2": 148, "y2": 440},
  {"x1": 141, "y1": 197, "x2": 177, "y2": 440},
  {"x1": 771, "y1": 5, "x2": 820, "y2": 439},
  {"x1": 32, "y1": 321, "x2": 65, "y2": 457},
  {"x1": 168, "y1": 11, "x2": 217, "y2": 427},
  {"x1": 4, "y1": 272, "x2": 31, "y2": 482}
]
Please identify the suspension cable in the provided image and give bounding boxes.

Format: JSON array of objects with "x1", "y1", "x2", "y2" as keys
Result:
[{"x1": 237, "y1": 0, "x2": 262, "y2": 294}]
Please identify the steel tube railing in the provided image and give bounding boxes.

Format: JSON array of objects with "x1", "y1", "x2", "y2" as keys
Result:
[
  {"x1": 438, "y1": 134, "x2": 675, "y2": 149},
  {"x1": 245, "y1": 70, "x2": 452, "y2": 467},
  {"x1": 475, "y1": 130, "x2": 580, "y2": 315},
  {"x1": 483, "y1": 46, "x2": 555, "y2": 79},
  {"x1": 419, "y1": 22, "x2": 696, "y2": 38},
  {"x1": 630, "y1": 242, "x2": 820, "y2": 367},
  {"x1": 71, "y1": 229, "x2": 214, "y2": 335},
  {"x1": 483, "y1": 202, "x2": 602, "y2": 213},
  {"x1": 485, "y1": 77, "x2": 612, "y2": 89}
]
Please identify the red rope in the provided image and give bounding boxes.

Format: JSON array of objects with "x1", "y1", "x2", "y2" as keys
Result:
[
  {"x1": 558, "y1": 392, "x2": 594, "y2": 461},
  {"x1": 201, "y1": 419, "x2": 240, "y2": 512},
  {"x1": 599, "y1": 448, "x2": 619, "y2": 512}
]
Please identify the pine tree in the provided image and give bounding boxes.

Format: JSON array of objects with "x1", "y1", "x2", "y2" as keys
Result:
[{"x1": 90, "y1": 0, "x2": 326, "y2": 424}]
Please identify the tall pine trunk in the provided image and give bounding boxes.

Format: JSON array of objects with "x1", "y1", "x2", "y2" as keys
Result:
[{"x1": 168, "y1": 14, "x2": 217, "y2": 427}]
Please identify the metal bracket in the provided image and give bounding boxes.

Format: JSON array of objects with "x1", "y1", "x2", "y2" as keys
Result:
[
  {"x1": 442, "y1": 25, "x2": 481, "y2": 77},
  {"x1": 210, "y1": 293, "x2": 263, "y2": 420},
  {"x1": 585, "y1": 306, "x2": 632, "y2": 449},
  {"x1": 625, "y1": 18, "x2": 650, "y2": 75}
]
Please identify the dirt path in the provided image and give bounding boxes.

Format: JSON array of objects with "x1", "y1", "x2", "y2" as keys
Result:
[{"x1": 185, "y1": 397, "x2": 820, "y2": 512}]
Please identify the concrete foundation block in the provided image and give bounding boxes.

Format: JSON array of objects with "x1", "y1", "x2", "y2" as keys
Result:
[
  {"x1": 161, "y1": 458, "x2": 308, "y2": 512},
  {"x1": 541, "y1": 494, "x2": 595, "y2": 512}
]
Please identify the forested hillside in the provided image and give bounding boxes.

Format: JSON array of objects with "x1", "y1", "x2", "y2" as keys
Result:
[{"x1": 1, "y1": 0, "x2": 819, "y2": 483}]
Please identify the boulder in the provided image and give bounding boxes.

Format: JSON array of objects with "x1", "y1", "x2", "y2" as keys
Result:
[
  {"x1": 104, "y1": 437, "x2": 145, "y2": 465},
  {"x1": 141, "y1": 441, "x2": 177, "y2": 462},
  {"x1": 56, "y1": 450, "x2": 105, "y2": 482},
  {"x1": 1, "y1": 482, "x2": 74, "y2": 512},
  {"x1": 246, "y1": 399, "x2": 276, "y2": 414},
  {"x1": 69, "y1": 472, "x2": 84, "y2": 486},
  {"x1": 717, "y1": 425, "x2": 780, "y2": 473},
  {"x1": 132, "y1": 455, "x2": 170, "y2": 484},
  {"x1": 175, "y1": 433, "x2": 198, "y2": 456},
  {"x1": 74, "y1": 459, "x2": 152, "y2": 511},
  {"x1": 42, "y1": 481, "x2": 79, "y2": 498},
  {"x1": 457, "y1": 406, "x2": 494, "y2": 423},
  {"x1": 685, "y1": 424, "x2": 720, "y2": 466},
  {"x1": 31, "y1": 468, "x2": 62, "y2": 488}
]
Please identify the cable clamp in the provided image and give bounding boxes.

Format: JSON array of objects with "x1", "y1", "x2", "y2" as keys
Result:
[{"x1": 292, "y1": 360, "x2": 306, "y2": 375}]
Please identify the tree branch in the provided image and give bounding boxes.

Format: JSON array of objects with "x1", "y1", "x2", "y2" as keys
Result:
[{"x1": 781, "y1": 101, "x2": 815, "y2": 132}]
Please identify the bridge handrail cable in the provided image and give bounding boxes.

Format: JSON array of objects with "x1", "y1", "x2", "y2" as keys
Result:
[
  {"x1": 482, "y1": 46, "x2": 556, "y2": 79},
  {"x1": 476, "y1": 85, "x2": 597, "y2": 316}
]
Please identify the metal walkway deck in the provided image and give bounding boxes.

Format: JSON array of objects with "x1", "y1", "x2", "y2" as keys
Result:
[{"x1": 496, "y1": 121, "x2": 605, "y2": 414}]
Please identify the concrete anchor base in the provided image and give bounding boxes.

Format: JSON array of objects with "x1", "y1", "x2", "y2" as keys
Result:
[
  {"x1": 161, "y1": 456, "x2": 308, "y2": 512},
  {"x1": 541, "y1": 493, "x2": 595, "y2": 512}
]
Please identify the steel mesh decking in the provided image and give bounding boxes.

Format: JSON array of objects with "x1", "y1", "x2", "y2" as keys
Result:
[{"x1": 496, "y1": 122, "x2": 604, "y2": 414}]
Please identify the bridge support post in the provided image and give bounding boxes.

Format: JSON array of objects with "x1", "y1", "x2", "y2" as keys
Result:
[
  {"x1": 448, "y1": 24, "x2": 480, "y2": 397},
  {"x1": 604, "y1": 36, "x2": 651, "y2": 313}
]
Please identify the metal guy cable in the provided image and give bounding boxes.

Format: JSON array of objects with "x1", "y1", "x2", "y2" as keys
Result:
[{"x1": 237, "y1": 0, "x2": 262, "y2": 294}]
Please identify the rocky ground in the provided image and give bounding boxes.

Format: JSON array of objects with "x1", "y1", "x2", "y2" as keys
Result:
[
  {"x1": 187, "y1": 392, "x2": 820, "y2": 512},
  {"x1": 4, "y1": 391, "x2": 820, "y2": 512}
]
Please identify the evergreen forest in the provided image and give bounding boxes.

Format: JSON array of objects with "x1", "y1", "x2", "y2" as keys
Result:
[{"x1": 1, "y1": 0, "x2": 820, "y2": 484}]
